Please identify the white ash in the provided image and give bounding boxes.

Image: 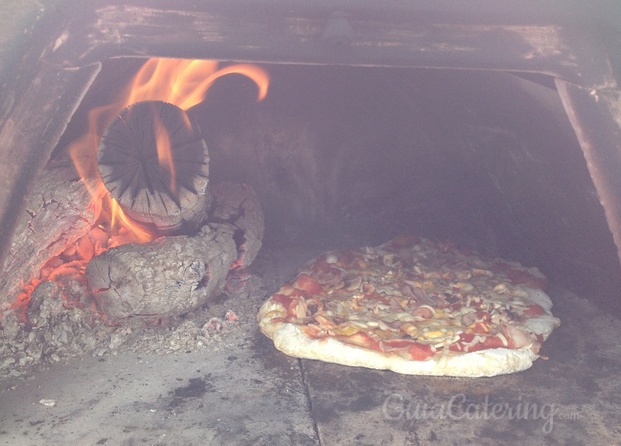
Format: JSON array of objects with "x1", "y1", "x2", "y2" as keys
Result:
[{"x1": 0, "y1": 273, "x2": 265, "y2": 380}]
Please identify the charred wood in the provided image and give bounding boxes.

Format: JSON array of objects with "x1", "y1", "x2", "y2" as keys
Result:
[
  {"x1": 86, "y1": 223, "x2": 237, "y2": 321},
  {"x1": 98, "y1": 101, "x2": 210, "y2": 235},
  {"x1": 210, "y1": 182, "x2": 264, "y2": 269},
  {"x1": 0, "y1": 165, "x2": 97, "y2": 310}
]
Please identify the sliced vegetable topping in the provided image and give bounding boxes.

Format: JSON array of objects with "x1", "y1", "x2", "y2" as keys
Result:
[{"x1": 270, "y1": 236, "x2": 558, "y2": 360}]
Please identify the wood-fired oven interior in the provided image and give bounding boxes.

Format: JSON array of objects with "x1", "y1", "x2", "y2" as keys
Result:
[
  {"x1": 34, "y1": 58, "x2": 618, "y2": 315},
  {"x1": 1, "y1": 58, "x2": 621, "y2": 445},
  {"x1": 186, "y1": 62, "x2": 621, "y2": 309},
  {"x1": 3, "y1": 0, "x2": 621, "y2": 442}
]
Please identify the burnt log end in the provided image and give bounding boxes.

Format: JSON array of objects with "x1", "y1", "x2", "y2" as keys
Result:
[{"x1": 98, "y1": 100, "x2": 210, "y2": 234}]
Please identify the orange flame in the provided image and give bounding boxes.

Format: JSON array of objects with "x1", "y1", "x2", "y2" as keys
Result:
[
  {"x1": 128, "y1": 59, "x2": 270, "y2": 110},
  {"x1": 8, "y1": 58, "x2": 270, "y2": 322},
  {"x1": 153, "y1": 111, "x2": 177, "y2": 195},
  {"x1": 69, "y1": 58, "x2": 270, "y2": 249}
]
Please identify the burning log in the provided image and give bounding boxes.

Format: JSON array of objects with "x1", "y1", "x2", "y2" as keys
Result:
[
  {"x1": 0, "y1": 165, "x2": 97, "y2": 310},
  {"x1": 210, "y1": 182, "x2": 265, "y2": 269},
  {"x1": 85, "y1": 182, "x2": 266, "y2": 321},
  {"x1": 97, "y1": 100, "x2": 210, "y2": 235},
  {"x1": 86, "y1": 224, "x2": 237, "y2": 321}
]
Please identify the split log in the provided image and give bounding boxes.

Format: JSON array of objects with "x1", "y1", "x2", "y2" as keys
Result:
[
  {"x1": 210, "y1": 182, "x2": 265, "y2": 269},
  {"x1": 0, "y1": 164, "x2": 97, "y2": 310},
  {"x1": 86, "y1": 223, "x2": 237, "y2": 320},
  {"x1": 98, "y1": 100, "x2": 210, "y2": 235}
]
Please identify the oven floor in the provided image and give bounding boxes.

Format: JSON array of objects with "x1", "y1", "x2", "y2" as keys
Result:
[{"x1": 0, "y1": 246, "x2": 620, "y2": 446}]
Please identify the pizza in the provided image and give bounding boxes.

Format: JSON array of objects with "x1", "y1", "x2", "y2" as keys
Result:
[{"x1": 257, "y1": 235, "x2": 560, "y2": 377}]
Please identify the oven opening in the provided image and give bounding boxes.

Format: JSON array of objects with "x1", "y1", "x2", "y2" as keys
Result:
[
  {"x1": 1, "y1": 4, "x2": 621, "y2": 443},
  {"x1": 12, "y1": 58, "x2": 619, "y2": 311}
]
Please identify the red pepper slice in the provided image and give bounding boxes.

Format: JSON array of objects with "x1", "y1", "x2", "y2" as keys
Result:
[
  {"x1": 293, "y1": 273, "x2": 324, "y2": 295},
  {"x1": 338, "y1": 331, "x2": 381, "y2": 351},
  {"x1": 475, "y1": 310, "x2": 491, "y2": 322},
  {"x1": 380, "y1": 339, "x2": 417, "y2": 350},
  {"x1": 450, "y1": 333, "x2": 506, "y2": 352},
  {"x1": 408, "y1": 342, "x2": 435, "y2": 360},
  {"x1": 523, "y1": 304, "x2": 545, "y2": 317},
  {"x1": 272, "y1": 293, "x2": 293, "y2": 309}
]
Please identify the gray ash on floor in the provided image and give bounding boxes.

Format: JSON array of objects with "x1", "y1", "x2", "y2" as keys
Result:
[{"x1": 0, "y1": 273, "x2": 266, "y2": 380}]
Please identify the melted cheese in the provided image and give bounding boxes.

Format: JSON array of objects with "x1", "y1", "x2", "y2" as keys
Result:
[{"x1": 277, "y1": 237, "x2": 560, "y2": 357}]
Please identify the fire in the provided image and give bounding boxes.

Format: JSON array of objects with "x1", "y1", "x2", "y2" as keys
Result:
[
  {"x1": 153, "y1": 110, "x2": 177, "y2": 195},
  {"x1": 128, "y1": 59, "x2": 270, "y2": 109},
  {"x1": 10, "y1": 58, "x2": 270, "y2": 320},
  {"x1": 70, "y1": 58, "x2": 269, "y2": 244}
]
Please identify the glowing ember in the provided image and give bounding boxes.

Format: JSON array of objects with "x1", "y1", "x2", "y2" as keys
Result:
[{"x1": 10, "y1": 58, "x2": 270, "y2": 321}]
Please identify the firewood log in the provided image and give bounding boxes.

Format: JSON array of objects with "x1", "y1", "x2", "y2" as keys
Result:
[
  {"x1": 0, "y1": 165, "x2": 96, "y2": 310},
  {"x1": 85, "y1": 223, "x2": 237, "y2": 320},
  {"x1": 210, "y1": 182, "x2": 264, "y2": 269},
  {"x1": 97, "y1": 100, "x2": 210, "y2": 235}
]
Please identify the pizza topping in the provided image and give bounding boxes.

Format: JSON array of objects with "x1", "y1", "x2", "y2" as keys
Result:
[
  {"x1": 454, "y1": 333, "x2": 508, "y2": 352},
  {"x1": 344, "y1": 276, "x2": 363, "y2": 291},
  {"x1": 408, "y1": 342, "x2": 435, "y2": 360},
  {"x1": 412, "y1": 305, "x2": 436, "y2": 319},
  {"x1": 338, "y1": 331, "x2": 381, "y2": 351},
  {"x1": 460, "y1": 310, "x2": 477, "y2": 326},
  {"x1": 293, "y1": 273, "x2": 323, "y2": 295},
  {"x1": 265, "y1": 236, "x2": 560, "y2": 362},
  {"x1": 499, "y1": 322, "x2": 539, "y2": 351},
  {"x1": 523, "y1": 304, "x2": 545, "y2": 317},
  {"x1": 272, "y1": 293, "x2": 294, "y2": 309},
  {"x1": 325, "y1": 254, "x2": 339, "y2": 264}
]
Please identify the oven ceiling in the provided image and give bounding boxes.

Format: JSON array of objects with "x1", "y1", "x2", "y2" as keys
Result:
[{"x1": 1, "y1": 0, "x2": 621, "y2": 277}]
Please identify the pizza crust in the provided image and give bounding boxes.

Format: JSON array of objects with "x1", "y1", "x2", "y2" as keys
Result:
[{"x1": 258, "y1": 300, "x2": 542, "y2": 377}]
